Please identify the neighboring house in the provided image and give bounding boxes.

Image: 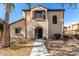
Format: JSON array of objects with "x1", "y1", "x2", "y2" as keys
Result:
[
  {"x1": 65, "y1": 23, "x2": 79, "y2": 35},
  {"x1": 10, "y1": 5, "x2": 64, "y2": 39}
]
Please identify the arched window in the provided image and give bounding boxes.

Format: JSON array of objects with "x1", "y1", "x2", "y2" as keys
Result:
[{"x1": 52, "y1": 15, "x2": 57, "y2": 24}]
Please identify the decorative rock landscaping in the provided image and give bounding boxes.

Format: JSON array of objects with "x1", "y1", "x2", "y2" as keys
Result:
[{"x1": 44, "y1": 39, "x2": 79, "y2": 56}]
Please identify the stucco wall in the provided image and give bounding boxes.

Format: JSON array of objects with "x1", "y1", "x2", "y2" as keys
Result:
[
  {"x1": 26, "y1": 6, "x2": 48, "y2": 39},
  {"x1": 10, "y1": 6, "x2": 64, "y2": 39},
  {"x1": 48, "y1": 11, "x2": 64, "y2": 38},
  {"x1": 10, "y1": 19, "x2": 25, "y2": 39}
]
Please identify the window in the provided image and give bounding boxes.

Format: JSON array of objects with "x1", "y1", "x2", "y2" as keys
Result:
[
  {"x1": 35, "y1": 11, "x2": 42, "y2": 18},
  {"x1": 32, "y1": 10, "x2": 46, "y2": 19},
  {"x1": 15, "y1": 28, "x2": 21, "y2": 34},
  {"x1": 53, "y1": 15, "x2": 57, "y2": 24}
]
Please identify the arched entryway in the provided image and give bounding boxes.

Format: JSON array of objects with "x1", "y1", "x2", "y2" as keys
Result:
[{"x1": 35, "y1": 26, "x2": 43, "y2": 39}]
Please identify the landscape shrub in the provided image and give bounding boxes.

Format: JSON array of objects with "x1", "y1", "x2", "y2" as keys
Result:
[
  {"x1": 53, "y1": 33, "x2": 61, "y2": 40},
  {"x1": 63, "y1": 35, "x2": 70, "y2": 41},
  {"x1": 43, "y1": 37, "x2": 47, "y2": 40},
  {"x1": 74, "y1": 34, "x2": 79, "y2": 40},
  {"x1": 10, "y1": 43, "x2": 20, "y2": 50},
  {"x1": 68, "y1": 34, "x2": 74, "y2": 39},
  {"x1": 10, "y1": 42, "x2": 25, "y2": 50},
  {"x1": 19, "y1": 40, "x2": 27, "y2": 45}
]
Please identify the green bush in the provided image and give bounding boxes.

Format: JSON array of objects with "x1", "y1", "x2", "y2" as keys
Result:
[
  {"x1": 10, "y1": 43, "x2": 25, "y2": 50},
  {"x1": 10, "y1": 43, "x2": 20, "y2": 50},
  {"x1": 43, "y1": 37, "x2": 47, "y2": 40},
  {"x1": 19, "y1": 41, "x2": 27, "y2": 45},
  {"x1": 54, "y1": 33, "x2": 61, "y2": 39},
  {"x1": 68, "y1": 34, "x2": 74, "y2": 39},
  {"x1": 63, "y1": 35, "x2": 70, "y2": 41},
  {"x1": 74, "y1": 34, "x2": 79, "y2": 40}
]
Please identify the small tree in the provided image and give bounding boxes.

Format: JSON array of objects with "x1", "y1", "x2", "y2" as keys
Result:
[{"x1": 1, "y1": 3, "x2": 15, "y2": 48}]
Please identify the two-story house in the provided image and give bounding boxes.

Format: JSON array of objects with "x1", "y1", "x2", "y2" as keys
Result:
[{"x1": 10, "y1": 5, "x2": 64, "y2": 39}]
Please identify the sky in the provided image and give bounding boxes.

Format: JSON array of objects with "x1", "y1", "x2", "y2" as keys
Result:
[{"x1": 0, "y1": 3, "x2": 79, "y2": 26}]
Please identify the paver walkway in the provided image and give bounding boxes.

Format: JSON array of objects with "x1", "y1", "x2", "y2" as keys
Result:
[{"x1": 30, "y1": 39, "x2": 49, "y2": 56}]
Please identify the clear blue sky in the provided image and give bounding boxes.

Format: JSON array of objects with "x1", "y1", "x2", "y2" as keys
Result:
[{"x1": 0, "y1": 3, "x2": 79, "y2": 26}]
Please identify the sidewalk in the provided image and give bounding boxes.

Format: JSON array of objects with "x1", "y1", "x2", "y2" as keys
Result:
[{"x1": 30, "y1": 39, "x2": 49, "y2": 56}]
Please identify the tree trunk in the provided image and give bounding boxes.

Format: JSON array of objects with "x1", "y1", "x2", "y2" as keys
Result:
[
  {"x1": 1, "y1": 3, "x2": 10, "y2": 48},
  {"x1": 2, "y1": 23, "x2": 10, "y2": 48}
]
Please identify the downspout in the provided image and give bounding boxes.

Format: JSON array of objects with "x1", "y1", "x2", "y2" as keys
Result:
[{"x1": 61, "y1": 4, "x2": 65, "y2": 36}]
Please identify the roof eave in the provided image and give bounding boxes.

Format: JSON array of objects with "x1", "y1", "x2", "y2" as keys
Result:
[
  {"x1": 48, "y1": 9, "x2": 65, "y2": 11},
  {"x1": 10, "y1": 18, "x2": 24, "y2": 25}
]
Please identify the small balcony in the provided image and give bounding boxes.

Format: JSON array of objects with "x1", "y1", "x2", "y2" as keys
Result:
[{"x1": 32, "y1": 10, "x2": 46, "y2": 21}]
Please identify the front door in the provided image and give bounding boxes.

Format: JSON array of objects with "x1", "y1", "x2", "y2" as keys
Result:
[{"x1": 35, "y1": 27, "x2": 43, "y2": 38}]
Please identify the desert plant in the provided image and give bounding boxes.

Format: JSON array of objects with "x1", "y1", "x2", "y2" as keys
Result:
[
  {"x1": 68, "y1": 34, "x2": 74, "y2": 39},
  {"x1": 10, "y1": 42, "x2": 25, "y2": 50},
  {"x1": 63, "y1": 35, "x2": 70, "y2": 41},
  {"x1": 19, "y1": 41, "x2": 27, "y2": 45},
  {"x1": 43, "y1": 37, "x2": 47, "y2": 40},
  {"x1": 53, "y1": 33, "x2": 61, "y2": 39},
  {"x1": 74, "y1": 34, "x2": 79, "y2": 40}
]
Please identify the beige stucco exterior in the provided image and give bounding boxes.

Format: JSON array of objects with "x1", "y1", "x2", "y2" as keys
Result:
[
  {"x1": 48, "y1": 11, "x2": 64, "y2": 38},
  {"x1": 25, "y1": 6, "x2": 48, "y2": 39},
  {"x1": 10, "y1": 5, "x2": 64, "y2": 39},
  {"x1": 10, "y1": 19, "x2": 25, "y2": 39}
]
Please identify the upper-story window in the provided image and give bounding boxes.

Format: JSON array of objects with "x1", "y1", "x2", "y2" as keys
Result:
[
  {"x1": 52, "y1": 15, "x2": 57, "y2": 24},
  {"x1": 32, "y1": 10, "x2": 46, "y2": 19},
  {"x1": 35, "y1": 11, "x2": 42, "y2": 18}
]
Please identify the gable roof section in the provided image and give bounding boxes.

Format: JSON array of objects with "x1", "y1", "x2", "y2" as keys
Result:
[
  {"x1": 10, "y1": 18, "x2": 24, "y2": 25},
  {"x1": 31, "y1": 5, "x2": 48, "y2": 9},
  {"x1": 23, "y1": 5, "x2": 65, "y2": 12},
  {"x1": 23, "y1": 5, "x2": 48, "y2": 11}
]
